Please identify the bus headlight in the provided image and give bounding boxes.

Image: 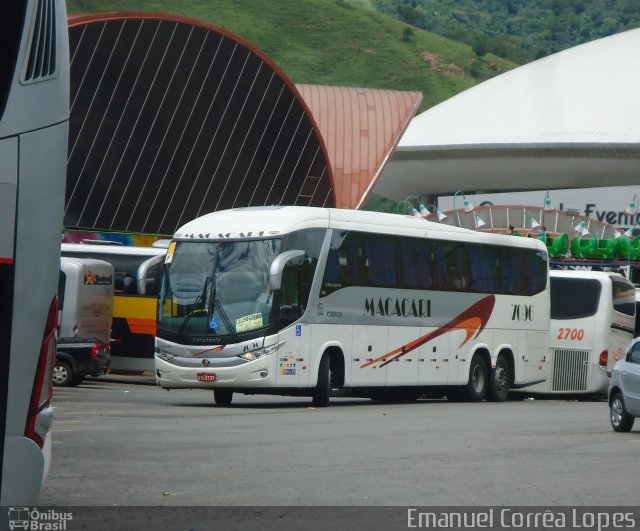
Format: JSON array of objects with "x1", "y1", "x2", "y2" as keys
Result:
[
  {"x1": 156, "y1": 350, "x2": 175, "y2": 361},
  {"x1": 238, "y1": 340, "x2": 284, "y2": 361}
]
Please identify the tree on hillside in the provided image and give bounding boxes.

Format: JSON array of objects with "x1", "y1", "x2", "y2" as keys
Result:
[{"x1": 402, "y1": 26, "x2": 414, "y2": 41}]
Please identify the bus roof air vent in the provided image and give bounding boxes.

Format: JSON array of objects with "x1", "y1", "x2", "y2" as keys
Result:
[{"x1": 21, "y1": 0, "x2": 57, "y2": 84}]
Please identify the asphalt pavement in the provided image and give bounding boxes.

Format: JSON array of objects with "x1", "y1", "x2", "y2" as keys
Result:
[{"x1": 38, "y1": 377, "x2": 640, "y2": 508}]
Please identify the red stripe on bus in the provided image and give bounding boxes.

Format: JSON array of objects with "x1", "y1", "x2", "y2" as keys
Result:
[{"x1": 0, "y1": 257, "x2": 14, "y2": 264}]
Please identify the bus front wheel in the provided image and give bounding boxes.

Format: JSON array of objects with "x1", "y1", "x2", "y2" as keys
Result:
[
  {"x1": 487, "y1": 356, "x2": 510, "y2": 402},
  {"x1": 213, "y1": 389, "x2": 233, "y2": 407},
  {"x1": 312, "y1": 355, "x2": 331, "y2": 407},
  {"x1": 465, "y1": 354, "x2": 488, "y2": 402}
]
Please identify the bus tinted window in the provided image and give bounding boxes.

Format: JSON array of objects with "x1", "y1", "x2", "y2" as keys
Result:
[
  {"x1": 612, "y1": 280, "x2": 635, "y2": 316},
  {"x1": 432, "y1": 240, "x2": 469, "y2": 291},
  {"x1": 523, "y1": 249, "x2": 548, "y2": 295},
  {"x1": 399, "y1": 238, "x2": 432, "y2": 289},
  {"x1": 280, "y1": 229, "x2": 324, "y2": 322},
  {"x1": 363, "y1": 235, "x2": 396, "y2": 287},
  {"x1": 550, "y1": 277, "x2": 601, "y2": 319},
  {"x1": 321, "y1": 230, "x2": 547, "y2": 297},
  {"x1": 499, "y1": 247, "x2": 522, "y2": 295},
  {"x1": 468, "y1": 244, "x2": 499, "y2": 293}
]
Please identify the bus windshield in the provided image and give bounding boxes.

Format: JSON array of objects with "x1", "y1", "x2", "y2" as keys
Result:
[
  {"x1": 550, "y1": 277, "x2": 601, "y2": 319},
  {"x1": 159, "y1": 239, "x2": 282, "y2": 341}
]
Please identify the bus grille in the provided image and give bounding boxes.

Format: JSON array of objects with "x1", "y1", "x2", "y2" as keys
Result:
[
  {"x1": 22, "y1": 0, "x2": 57, "y2": 83},
  {"x1": 551, "y1": 349, "x2": 590, "y2": 391}
]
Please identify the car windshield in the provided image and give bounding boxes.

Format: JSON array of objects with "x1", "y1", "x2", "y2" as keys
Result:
[
  {"x1": 550, "y1": 277, "x2": 601, "y2": 319},
  {"x1": 158, "y1": 239, "x2": 282, "y2": 341}
]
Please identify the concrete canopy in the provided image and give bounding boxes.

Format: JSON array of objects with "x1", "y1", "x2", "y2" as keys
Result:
[{"x1": 376, "y1": 28, "x2": 640, "y2": 201}]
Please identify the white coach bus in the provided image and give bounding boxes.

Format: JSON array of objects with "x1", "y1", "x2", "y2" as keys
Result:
[
  {"x1": 522, "y1": 270, "x2": 635, "y2": 396},
  {"x1": 155, "y1": 207, "x2": 549, "y2": 406},
  {"x1": 0, "y1": 0, "x2": 69, "y2": 504}
]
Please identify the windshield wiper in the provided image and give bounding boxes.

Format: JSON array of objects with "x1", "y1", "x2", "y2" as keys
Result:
[
  {"x1": 176, "y1": 277, "x2": 210, "y2": 341},
  {"x1": 214, "y1": 299, "x2": 239, "y2": 343},
  {"x1": 206, "y1": 274, "x2": 240, "y2": 343}
]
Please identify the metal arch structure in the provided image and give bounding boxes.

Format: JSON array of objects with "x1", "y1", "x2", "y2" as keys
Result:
[
  {"x1": 65, "y1": 12, "x2": 335, "y2": 236},
  {"x1": 437, "y1": 204, "x2": 621, "y2": 239}
]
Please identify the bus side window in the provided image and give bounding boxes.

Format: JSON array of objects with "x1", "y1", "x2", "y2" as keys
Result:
[
  {"x1": 433, "y1": 241, "x2": 469, "y2": 291},
  {"x1": 114, "y1": 272, "x2": 126, "y2": 293},
  {"x1": 122, "y1": 274, "x2": 137, "y2": 294},
  {"x1": 523, "y1": 249, "x2": 547, "y2": 295},
  {"x1": 469, "y1": 244, "x2": 499, "y2": 293},
  {"x1": 324, "y1": 248, "x2": 341, "y2": 284},
  {"x1": 344, "y1": 235, "x2": 366, "y2": 285},
  {"x1": 363, "y1": 236, "x2": 396, "y2": 287},
  {"x1": 400, "y1": 238, "x2": 432, "y2": 289},
  {"x1": 499, "y1": 248, "x2": 521, "y2": 294}
]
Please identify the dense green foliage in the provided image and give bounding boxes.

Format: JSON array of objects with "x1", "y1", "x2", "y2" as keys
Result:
[
  {"x1": 369, "y1": 0, "x2": 640, "y2": 63},
  {"x1": 66, "y1": 0, "x2": 515, "y2": 111}
]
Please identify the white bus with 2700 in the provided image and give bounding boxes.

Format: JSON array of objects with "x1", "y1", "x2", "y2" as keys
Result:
[
  {"x1": 155, "y1": 207, "x2": 549, "y2": 406},
  {"x1": 520, "y1": 270, "x2": 635, "y2": 397}
]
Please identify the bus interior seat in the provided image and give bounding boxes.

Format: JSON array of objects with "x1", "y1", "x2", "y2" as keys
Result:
[{"x1": 122, "y1": 275, "x2": 137, "y2": 294}]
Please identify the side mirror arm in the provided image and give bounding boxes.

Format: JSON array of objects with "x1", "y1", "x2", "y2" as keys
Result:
[{"x1": 269, "y1": 250, "x2": 305, "y2": 290}]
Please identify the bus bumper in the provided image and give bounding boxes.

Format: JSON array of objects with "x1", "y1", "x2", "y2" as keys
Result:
[{"x1": 155, "y1": 355, "x2": 277, "y2": 389}]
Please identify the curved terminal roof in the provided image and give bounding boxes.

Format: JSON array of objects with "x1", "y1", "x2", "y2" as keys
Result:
[
  {"x1": 376, "y1": 28, "x2": 640, "y2": 200},
  {"x1": 296, "y1": 84, "x2": 421, "y2": 209},
  {"x1": 64, "y1": 13, "x2": 421, "y2": 235},
  {"x1": 65, "y1": 12, "x2": 334, "y2": 235}
]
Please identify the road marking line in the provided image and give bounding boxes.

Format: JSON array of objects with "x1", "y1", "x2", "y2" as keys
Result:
[{"x1": 54, "y1": 411, "x2": 126, "y2": 415}]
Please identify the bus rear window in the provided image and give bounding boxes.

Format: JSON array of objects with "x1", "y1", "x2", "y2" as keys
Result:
[
  {"x1": 612, "y1": 280, "x2": 635, "y2": 316},
  {"x1": 550, "y1": 277, "x2": 601, "y2": 319}
]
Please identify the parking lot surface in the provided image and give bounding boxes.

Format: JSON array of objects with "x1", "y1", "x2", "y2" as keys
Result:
[{"x1": 40, "y1": 376, "x2": 639, "y2": 506}]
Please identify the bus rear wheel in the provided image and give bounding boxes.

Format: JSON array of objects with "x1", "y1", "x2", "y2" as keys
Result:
[
  {"x1": 213, "y1": 389, "x2": 233, "y2": 407},
  {"x1": 312, "y1": 355, "x2": 331, "y2": 407},
  {"x1": 487, "y1": 356, "x2": 510, "y2": 402},
  {"x1": 465, "y1": 354, "x2": 488, "y2": 402}
]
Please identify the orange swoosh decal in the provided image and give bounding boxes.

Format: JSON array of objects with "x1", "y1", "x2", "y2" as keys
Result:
[
  {"x1": 361, "y1": 295, "x2": 495, "y2": 369},
  {"x1": 453, "y1": 316, "x2": 483, "y2": 348}
]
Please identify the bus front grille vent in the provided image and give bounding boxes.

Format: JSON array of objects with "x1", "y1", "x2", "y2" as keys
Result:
[
  {"x1": 551, "y1": 349, "x2": 589, "y2": 391},
  {"x1": 21, "y1": 0, "x2": 57, "y2": 84}
]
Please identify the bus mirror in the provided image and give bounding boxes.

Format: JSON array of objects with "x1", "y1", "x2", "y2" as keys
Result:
[
  {"x1": 142, "y1": 278, "x2": 158, "y2": 296},
  {"x1": 269, "y1": 250, "x2": 305, "y2": 290}
]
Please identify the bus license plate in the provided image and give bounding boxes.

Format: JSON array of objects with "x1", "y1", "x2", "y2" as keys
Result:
[{"x1": 197, "y1": 373, "x2": 216, "y2": 382}]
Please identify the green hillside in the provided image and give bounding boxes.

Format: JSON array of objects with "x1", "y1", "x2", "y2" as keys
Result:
[{"x1": 66, "y1": 0, "x2": 516, "y2": 111}]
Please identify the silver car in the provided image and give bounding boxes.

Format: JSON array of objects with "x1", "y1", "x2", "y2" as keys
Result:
[{"x1": 608, "y1": 337, "x2": 640, "y2": 432}]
